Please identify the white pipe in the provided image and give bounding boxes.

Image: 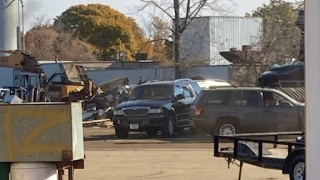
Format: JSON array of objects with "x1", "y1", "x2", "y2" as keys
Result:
[
  {"x1": 10, "y1": 163, "x2": 57, "y2": 180},
  {"x1": 305, "y1": 0, "x2": 320, "y2": 179},
  {"x1": 0, "y1": 0, "x2": 19, "y2": 53}
]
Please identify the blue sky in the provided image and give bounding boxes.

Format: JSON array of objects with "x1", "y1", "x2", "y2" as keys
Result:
[{"x1": 24, "y1": 0, "x2": 297, "y2": 31}]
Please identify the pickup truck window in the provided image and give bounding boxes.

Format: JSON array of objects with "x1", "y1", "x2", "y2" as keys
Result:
[
  {"x1": 183, "y1": 87, "x2": 193, "y2": 98},
  {"x1": 129, "y1": 84, "x2": 174, "y2": 100},
  {"x1": 174, "y1": 85, "x2": 183, "y2": 96},
  {"x1": 206, "y1": 91, "x2": 232, "y2": 105},
  {"x1": 188, "y1": 82, "x2": 202, "y2": 95}
]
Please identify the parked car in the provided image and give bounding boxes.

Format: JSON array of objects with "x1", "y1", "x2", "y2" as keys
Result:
[
  {"x1": 190, "y1": 87, "x2": 305, "y2": 136},
  {"x1": 196, "y1": 79, "x2": 231, "y2": 90},
  {"x1": 112, "y1": 79, "x2": 201, "y2": 139}
]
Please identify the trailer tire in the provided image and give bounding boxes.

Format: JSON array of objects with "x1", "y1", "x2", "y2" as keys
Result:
[{"x1": 289, "y1": 155, "x2": 305, "y2": 180}]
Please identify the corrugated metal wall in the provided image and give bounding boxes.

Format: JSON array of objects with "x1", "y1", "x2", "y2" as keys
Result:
[
  {"x1": 210, "y1": 16, "x2": 263, "y2": 65},
  {"x1": 181, "y1": 17, "x2": 211, "y2": 61},
  {"x1": 181, "y1": 16, "x2": 263, "y2": 65},
  {"x1": 87, "y1": 66, "x2": 229, "y2": 85}
]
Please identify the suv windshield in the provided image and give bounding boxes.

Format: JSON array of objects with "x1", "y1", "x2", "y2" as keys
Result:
[{"x1": 129, "y1": 84, "x2": 174, "y2": 100}]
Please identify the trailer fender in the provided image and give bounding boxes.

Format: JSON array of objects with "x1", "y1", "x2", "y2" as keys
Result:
[{"x1": 282, "y1": 148, "x2": 305, "y2": 174}]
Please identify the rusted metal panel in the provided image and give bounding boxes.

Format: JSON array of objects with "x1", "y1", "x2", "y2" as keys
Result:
[{"x1": 0, "y1": 102, "x2": 84, "y2": 162}]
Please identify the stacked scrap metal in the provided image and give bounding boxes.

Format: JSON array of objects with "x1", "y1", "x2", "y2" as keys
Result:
[
  {"x1": 82, "y1": 77, "x2": 132, "y2": 127},
  {"x1": 274, "y1": 87, "x2": 305, "y2": 103}
]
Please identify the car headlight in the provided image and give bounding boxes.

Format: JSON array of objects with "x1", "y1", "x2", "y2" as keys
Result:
[
  {"x1": 113, "y1": 110, "x2": 124, "y2": 115},
  {"x1": 149, "y1": 109, "x2": 163, "y2": 114}
]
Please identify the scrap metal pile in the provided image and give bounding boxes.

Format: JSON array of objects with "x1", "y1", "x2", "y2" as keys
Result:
[
  {"x1": 79, "y1": 77, "x2": 132, "y2": 127},
  {"x1": 0, "y1": 51, "x2": 132, "y2": 127}
]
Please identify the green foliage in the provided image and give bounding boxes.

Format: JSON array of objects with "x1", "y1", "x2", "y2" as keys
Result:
[
  {"x1": 252, "y1": 0, "x2": 299, "y2": 30},
  {"x1": 54, "y1": 4, "x2": 149, "y2": 61},
  {"x1": 249, "y1": 0, "x2": 303, "y2": 58}
]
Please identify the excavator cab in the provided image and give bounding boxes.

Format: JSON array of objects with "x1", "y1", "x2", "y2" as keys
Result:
[{"x1": 7, "y1": 72, "x2": 44, "y2": 102}]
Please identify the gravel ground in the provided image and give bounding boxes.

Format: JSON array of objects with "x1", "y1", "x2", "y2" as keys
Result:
[{"x1": 71, "y1": 127, "x2": 290, "y2": 180}]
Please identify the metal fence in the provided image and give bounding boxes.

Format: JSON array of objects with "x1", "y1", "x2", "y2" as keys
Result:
[{"x1": 87, "y1": 66, "x2": 229, "y2": 84}]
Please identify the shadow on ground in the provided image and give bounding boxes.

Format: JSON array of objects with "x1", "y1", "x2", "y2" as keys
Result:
[{"x1": 83, "y1": 127, "x2": 213, "y2": 143}]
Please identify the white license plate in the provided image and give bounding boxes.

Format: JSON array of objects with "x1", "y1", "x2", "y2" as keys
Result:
[{"x1": 130, "y1": 124, "x2": 139, "y2": 129}]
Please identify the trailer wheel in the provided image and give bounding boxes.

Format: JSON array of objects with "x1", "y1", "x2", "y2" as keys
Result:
[{"x1": 289, "y1": 155, "x2": 305, "y2": 180}]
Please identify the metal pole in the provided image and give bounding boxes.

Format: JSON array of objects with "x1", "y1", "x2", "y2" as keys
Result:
[
  {"x1": 17, "y1": 26, "x2": 21, "y2": 50},
  {"x1": 17, "y1": 0, "x2": 21, "y2": 50},
  {"x1": 21, "y1": 0, "x2": 25, "y2": 52},
  {"x1": 305, "y1": 0, "x2": 320, "y2": 179}
]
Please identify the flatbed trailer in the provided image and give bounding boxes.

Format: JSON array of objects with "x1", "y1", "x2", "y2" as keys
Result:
[{"x1": 213, "y1": 132, "x2": 305, "y2": 180}]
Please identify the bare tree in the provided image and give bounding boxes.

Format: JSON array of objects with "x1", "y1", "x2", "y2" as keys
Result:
[{"x1": 136, "y1": 0, "x2": 235, "y2": 78}]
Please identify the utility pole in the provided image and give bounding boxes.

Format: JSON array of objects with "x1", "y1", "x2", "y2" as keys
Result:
[
  {"x1": 17, "y1": 0, "x2": 21, "y2": 50},
  {"x1": 20, "y1": 0, "x2": 25, "y2": 52},
  {"x1": 305, "y1": 0, "x2": 320, "y2": 179},
  {"x1": 173, "y1": 0, "x2": 181, "y2": 79}
]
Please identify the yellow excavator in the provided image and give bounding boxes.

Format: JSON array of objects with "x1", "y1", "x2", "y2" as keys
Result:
[{"x1": 0, "y1": 50, "x2": 99, "y2": 102}]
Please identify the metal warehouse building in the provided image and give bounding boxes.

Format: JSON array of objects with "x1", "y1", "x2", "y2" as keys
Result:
[{"x1": 180, "y1": 16, "x2": 263, "y2": 65}]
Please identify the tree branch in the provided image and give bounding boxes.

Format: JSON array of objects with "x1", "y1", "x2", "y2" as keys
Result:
[
  {"x1": 152, "y1": 23, "x2": 174, "y2": 33},
  {"x1": 141, "y1": 0, "x2": 174, "y2": 20},
  {"x1": 180, "y1": 0, "x2": 207, "y2": 33}
]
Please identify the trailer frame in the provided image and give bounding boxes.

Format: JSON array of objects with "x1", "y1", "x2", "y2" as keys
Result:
[{"x1": 213, "y1": 132, "x2": 305, "y2": 180}]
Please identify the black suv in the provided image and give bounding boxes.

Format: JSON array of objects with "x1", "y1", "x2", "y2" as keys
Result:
[{"x1": 112, "y1": 79, "x2": 201, "y2": 139}]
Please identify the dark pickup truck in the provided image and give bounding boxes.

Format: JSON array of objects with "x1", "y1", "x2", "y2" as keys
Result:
[{"x1": 112, "y1": 79, "x2": 201, "y2": 139}]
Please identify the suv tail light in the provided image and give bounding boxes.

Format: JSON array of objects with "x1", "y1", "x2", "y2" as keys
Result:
[{"x1": 195, "y1": 106, "x2": 204, "y2": 117}]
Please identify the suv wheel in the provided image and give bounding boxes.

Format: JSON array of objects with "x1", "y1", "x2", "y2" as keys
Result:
[
  {"x1": 161, "y1": 116, "x2": 175, "y2": 138},
  {"x1": 147, "y1": 128, "x2": 159, "y2": 137},
  {"x1": 115, "y1": 127, "x2": 129, "y2": 139},
  {"x1": 214, "y1": 119, "x2": 240, "y2": 136}
]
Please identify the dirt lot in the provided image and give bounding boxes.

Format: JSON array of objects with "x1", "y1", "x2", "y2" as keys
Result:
[{"x1": 76, "y1": 127, "x2": 289, "y2": 180}]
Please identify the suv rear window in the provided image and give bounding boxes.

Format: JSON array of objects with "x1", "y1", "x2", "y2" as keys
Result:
[{"x1": 206, "y1": 91, "x2": 232, "y2": 105}]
